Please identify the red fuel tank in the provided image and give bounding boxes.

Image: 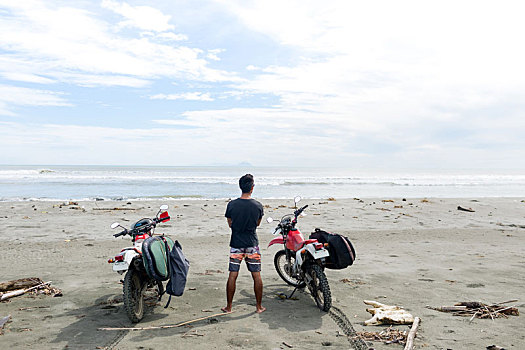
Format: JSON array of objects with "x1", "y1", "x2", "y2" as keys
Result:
[{"x1": 286, "y1": 229, "x2": 305, "y2": 251}]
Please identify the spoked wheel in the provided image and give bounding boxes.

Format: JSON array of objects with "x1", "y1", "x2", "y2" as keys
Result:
[
  {"x1": 274, "y1": 250, "x2": 306, "y2": 288},
  {"x1": 307, "y1": 264, "x2": 332, "y2": 312},
  {"x1": 123, "y1": 268, "x2": 146, "y2": 323}
]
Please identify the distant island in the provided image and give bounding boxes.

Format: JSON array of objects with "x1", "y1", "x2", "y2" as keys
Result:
[{"x1": 237, "y1": 161, "x2": 253, "y2": 167}]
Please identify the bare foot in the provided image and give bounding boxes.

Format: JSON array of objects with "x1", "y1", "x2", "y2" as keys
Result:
[
  {"x1": 221, "y1": 307, "x2": 232, "y2": 313},
  {"x1": 255, "y1": 306, "x2": 266, "y2": 314}
]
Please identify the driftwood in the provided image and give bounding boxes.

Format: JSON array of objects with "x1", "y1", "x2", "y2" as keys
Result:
[
  {"x1": 427, "y1": 300, "x2": 519, "y2": 320},
  {"x1": 98, "y1": 311, "x2": 233, "y2": 331},
  {"x1": 0, "y1": 315, "x2": 11, "y2": 335},
  {"x1": 427, "y1": 306, "x2": 467, "y2": 312},
  {"x1": 364, "y1": 300, "x2": 414, "y2": 325},
  {"x1": 0, "y1": 315, "x2": 11, "y2": 328},
  {"x1": 457, "y1": 206, "x2": 475, "y2": 212},
  {"x1": 353, "y1": 326, "x2": 407, "y2": 344},
  {"x1": 404, "y1": 316, "x2": 420, "y2": 350},
  {"x1": 0, "y1": 277, "x2": 43, "y2": 292},
  {"x1": 0, "y1": 281, "x2": 51, "y2": 301},
  {"x1": 92, "y1": 208, "x2": 137, "y2": 211}
]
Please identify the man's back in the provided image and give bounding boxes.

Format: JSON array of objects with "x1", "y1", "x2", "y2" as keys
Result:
[{"x1": 225, "y1": 198, "x2": 264, "y2": 248}]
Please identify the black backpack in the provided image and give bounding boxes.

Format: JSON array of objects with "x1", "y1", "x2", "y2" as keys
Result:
[
  {"x1": 163, "y1": 240, "x2": 190, "y2": 308},
  {"x1": 310, "y1": 229, "x2": 356, "y2": 269}
]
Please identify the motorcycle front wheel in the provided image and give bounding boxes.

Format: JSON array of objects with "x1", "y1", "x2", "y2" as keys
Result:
[
  {"x1": 307, "y1": 264, "x2": 332, "y2": 312},
  {"x1": 123, "y1": 268, "x2": 145, "y2": 322},
  {"x1": 274, "y1": 249, "x2": 306, "y2": 288}
]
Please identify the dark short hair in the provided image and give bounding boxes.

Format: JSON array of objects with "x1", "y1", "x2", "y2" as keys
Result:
[{"x1": 239, "y1": 174, "x2": 254, "y2": 193}]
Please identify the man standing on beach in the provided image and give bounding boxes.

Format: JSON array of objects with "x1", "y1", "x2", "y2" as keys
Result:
[{"x1": 222, "y1": 174, "x2": 266, "y2": 314}]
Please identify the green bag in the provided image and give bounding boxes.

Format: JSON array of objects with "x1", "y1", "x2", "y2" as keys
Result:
[{"x1": 142, "y1": 236, "x2": 174, "y2": 281}]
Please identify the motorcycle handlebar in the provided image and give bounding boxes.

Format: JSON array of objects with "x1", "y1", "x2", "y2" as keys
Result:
[
  {"x1": 295, "y1": 205, "x2": 308, "y2": 217},
  {"x1": 111, "y1": 209, "x2": 170, "y2": 239},
  {"x1": 154, "y1": 216, "x2": 170, "y2": 223},
  {"x1": 113, "y1": 230, "x2": 127, "y2": 237}
]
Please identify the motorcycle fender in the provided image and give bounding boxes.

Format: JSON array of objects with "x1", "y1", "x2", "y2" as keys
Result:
[
  {"x1": 268, "y1": 235, "x2": 284, "y2": 247},
  {"x1": 112, "y1": 261, "x2": 129, "y2": 272},
  {"x1": 122, "y1": 250, "x2": 139, "y2": 265},
  {"x1": 305, "y1": 244, "x2": 330, "y2": 260}
]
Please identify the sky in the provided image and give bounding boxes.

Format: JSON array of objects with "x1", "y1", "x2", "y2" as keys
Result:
[{"x1": 0, "y1": 0, "x2": 524, "y2": 169}]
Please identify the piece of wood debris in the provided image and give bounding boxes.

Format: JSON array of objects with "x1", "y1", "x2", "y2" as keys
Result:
[
  {"x1": 457, "y1": 206, "x2": 475, "y2": 212},
  {"x1": 18, "y1": 306, "x2": 50, "y2": 311},
  {"x1": 195, "y1": 269, "x2": 224, "y2": 275},
  {"x1": 182, "y1": 329, "x2": 205, "y2": 338},
  {"x1": 99, "y1": 311, "x2": 233, "y2": 331},
  {"x1": 340, "y1": 278, "x2": 365, "y2": 285},
  {"x1": 364, "y1": 300, "x2": 414, "y2": 325},
  {"x1": 0, "y1": 277, "x2": 43, "y2": 292},
  {"x1": 282, "y1": 341, "x2": 293, "y2": 348},
  {"x1": 404, "y1": 316, "x2": 420, "y2": 350},
  {"x1": 92, "y1": 208, "x2": 136, "y2": 211},
  {"x1": 1, "y1": 281, "x2": 54, "y2": 301},
  {"x1": 0, "y1": 315, "x2": 11, "y2": 329},
  {"x1": 352, "y1": 326, "x2": 407, "y2": 345},
  {"x1": 427, "y1": 300, "x2": 519, "y2": 319},
  {"x1": 426, "y1": 306, "x2": 467, "y2": 312}
]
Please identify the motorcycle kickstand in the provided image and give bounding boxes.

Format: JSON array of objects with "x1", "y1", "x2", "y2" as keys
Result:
[{"x1": 287, "y1": 286, "x2": 299, "y2": 299}]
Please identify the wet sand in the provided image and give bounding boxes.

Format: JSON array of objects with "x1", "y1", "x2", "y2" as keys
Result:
[{"x1": 0, "y1": 198, "x2": 524, "y2": 349}]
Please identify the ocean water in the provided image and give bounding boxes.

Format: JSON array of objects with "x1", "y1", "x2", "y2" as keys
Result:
[{"x1": 1, "y1": 165, "x2": 525, "y2": 201}]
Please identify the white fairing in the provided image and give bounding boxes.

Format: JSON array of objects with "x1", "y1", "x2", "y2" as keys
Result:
[{"x1": 294, "y1": 243, "x2": 329, "y2": 268}]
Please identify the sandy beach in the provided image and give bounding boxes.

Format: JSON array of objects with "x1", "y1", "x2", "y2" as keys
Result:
[{"x1": 0, "y1": 197, "x2": 524, "y2": 349}]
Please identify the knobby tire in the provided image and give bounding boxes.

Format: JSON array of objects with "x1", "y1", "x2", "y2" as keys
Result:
[
  {"x1": 308, "y1": 264, "x2": 332, "y2": 312},
  {"x1": 123, "y1": 268, "x2": 145, "y2": 323}
]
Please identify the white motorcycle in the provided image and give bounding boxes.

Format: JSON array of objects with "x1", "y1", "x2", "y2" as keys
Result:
[{"x1": 108, "y1": 205, "x2": 170, "y2": 322}]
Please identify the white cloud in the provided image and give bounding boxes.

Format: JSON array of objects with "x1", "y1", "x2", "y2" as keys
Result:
[
  {"x1": 101, "y1": 0, "x2": 174, "y2": 32},
  {"x1": 150, "y1": 92, "x2": 214, "y2": 101},
  {"x1": 0, "y1": 84, "x2": 71, "y2": 116},
  {"x1": 213, "y1": 0, "x2": 525, "y2": 153},
  {"x1": 0, "y1": 0, "x2": 237, "y2": 90},
  {"x1": 156, "y1": 32, "x2": 188, "y2": 41},
  {"x1": 206, "y1": 49, "x2": 224, "y2": 61}
]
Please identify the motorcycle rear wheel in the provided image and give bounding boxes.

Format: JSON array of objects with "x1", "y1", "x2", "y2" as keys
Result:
[
  {"x1": 307, "y1": 264, "x2": 332, "y2": 312},
  {"x1": 123, "y1": 268, "x2": 145, "y2": 323},
  {"x1": 274, "y1": 249, "x2": 306, "y2": 288}
]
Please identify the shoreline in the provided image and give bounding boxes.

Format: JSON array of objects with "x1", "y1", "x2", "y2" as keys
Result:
[{"x1": 2, "y1": 195, "x2": 525, "y2": 202}]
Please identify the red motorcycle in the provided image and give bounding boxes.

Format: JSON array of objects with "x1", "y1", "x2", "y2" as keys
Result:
[{"x1": 267, "y1": 197, "x2": 332, "y2": 311}]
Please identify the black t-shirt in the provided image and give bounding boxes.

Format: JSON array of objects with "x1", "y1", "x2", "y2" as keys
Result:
[{"x1": 225, "y1": 198, "x2": 264, "y2": 248}]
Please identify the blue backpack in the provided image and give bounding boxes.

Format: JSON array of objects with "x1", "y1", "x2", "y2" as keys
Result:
[{"x1": 163, "y1": 240, "x2": 190, "y2": 308}]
